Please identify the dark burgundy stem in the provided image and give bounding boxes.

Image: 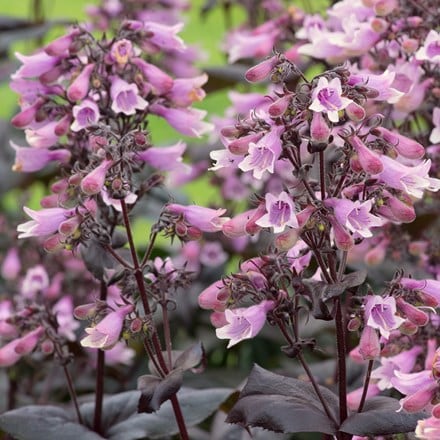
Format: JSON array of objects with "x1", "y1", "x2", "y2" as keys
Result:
[
  {"x1": 357, "y1": 360, "x2": 374, "y2": 413},
  {"x1": 120, "y1": 200, "x2": 189, "y2": 440},
  {"x1": 93, "y1": 281, "x2": 107, "y2": 434}
]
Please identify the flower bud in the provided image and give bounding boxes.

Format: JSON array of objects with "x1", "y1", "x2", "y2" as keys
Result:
[
  {"x1": 228, "y1": 132, "x2": 264, "y2": 155},
  {"x1": 54, "y1": 114, "x2": 72, "y2": 136},
  {"x1": 399, "y1": 320, "x2": 418, "y2": 335},
  {"x1": 223, "y1": 209, "x2": 258, "y2": 238},
  {"x1": 401, "y1": 386, "x2": 436, "y2": 412},
  {"x1": 43, "y1": 233, "x2": 64, "y2": 253},
  {"x1": 401, "y1": 38, "x2": 419, "y2": 54},
  {"x1": 396, "y1": 298, "x2": 429, "y2": 327},
  {"x1": 347, "y1": 316, "x2": 361, "y2": 332},
  {"x1": 275, "y1": 228, "x2": 298, "y2": 251},
  {"x1": 45, "y1": 29, "x2": 80, "y2": 56},
  {"x1": 67, "y1": 63, "x2": 95, "y2": 102},
  {"x1": 359, "y1": 325, "x2": 380, "y2": 360},
  {"x1": 329, "y1": 217, "x2": 354, "y2": 251},
  {"x1": 198, "y1": 280, "x2": 229, "y2": 311},
  {"x1": 73, "y1": 303, "x2": 97, "y2": 320},
  {"x1": 14, "y1": 326, "x2": 45, "y2": 355},
  {"x1": 310, "y1": 111, "x2": 331, "y2": 143},
  {"x1": 210, "y1": 311, "x2": 228, "y2": 328},
  {"x1": 186, "y1": 226, "x2": 202, "y2": 241},
  {"x1": 11, "y1": 98, "x2": 44, "y2": 128},
  {"x1": 1, "y1": 248, "x2": 21, "y2": 281},
  {"x1": 80, "y1": 159, "x2": 113, "y2": 195},
  {"x1": 41, "y1": 339, "x2": 55, "y2": 354},
  {"x1": 58, "y1": 215, "x2": 81, "y2": 236},
  {"x1": 386, "y1": 195, "x2": 416, "y2": 223},
  {"x1": 345, "y1": 102, "x2": 366, "y2": 122},
  {"x1": 268, "y1": 94, "x2": 291, "y2": 117},
  {"x1": 130, "y1": 318, "x2": 143, "y2": 333},
  {"x1": 245, "y1": 56, "x2": 278, "y2": 83},
  {"x1": 374, "y1": 0, "x2": 398, "y2": 16},
  {"x1": 371, "y1": 17, "x2": 389, "y2": 33},
  {"x1": 347, "y1": 135, "x2": 383, "y2": 174}
]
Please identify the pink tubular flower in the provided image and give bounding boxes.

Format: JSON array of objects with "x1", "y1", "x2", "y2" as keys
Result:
[
  {"x1": 0, "y1": 339, "x2": 23, "y2": 367},
  {"x1": 11, "y1": 142, "x2": 70, "y2": 172},
  {"x1": 44, "y1": 28, "x2": 80, "y2": 56},
  {"x1": 131, "y1": 58, "x2": 173, "y2": 95},
  {"x1": 25, "y1": 121, "x2": 59, "y2": 148},
  {"x1": 80, "y1": 159, "x2": 113, "y2": 195},
  {"x1": 71, "y1": 99, "x2": 100, "y2": 132},
  {"x1": 400, "y1": 278, "x2": 440, "y2": 307},
  {"x1": 415, "y1": 30, "x2": 440, "y2": 64},
  {"x1": 110, "y1": 77, "x2": 148, "y2": 115},
  {"x1": 80, "y1": 303, "x2": 134, "y2": 350},
  {"x1": 67, "y1": 63, "x2": 95, "y2": 102},
  {"x1": 310, "y1": 111, "x2": 331, "y2": 143},
  {"x1": 309, "y1": 77, "x2": 353, "y2": 122},
  {"x1": 143, "y1": 22, "x2": 186, "y2": 52},
  {"x1": 110, "y1": 39, "x2": 133, "y2": 65},
  {"x1": 325, "y1": 198, "x2": 383, "y2": 238},
  {"x1": 13, "y1": 51, "x2": 59, "y2": 78},
  {"x1": 166, "y1": 73, "x2": 207, "y2": 107},
  {"x1": 1, "y1": 248, "x2": 21, "y2": 281},
  {"x1": 430, "y1": 108, "x2": 440, "y2": 144},
  {"x1": 136, "y1": 141, "x2": 186, "y2": 171},
  {"x1": 216, "y1": 300, "x2": 275, "y2": 348},
  {"x1": 198, "y1": 280, "x2": 230, "y2": 311},
  {"x1": 14, "y1": 326, "x2": 45, "y2": 355},
  {"x1": 364, "y1": 295, "x2": 405, "y2": 339},
  {"x1": 416, "y1": 416, "x2": 440, "y2": 439},
  {"x1": 149, "y1": 103, "x2": 213, "y2": 137},
  {"x1": 256, "y1": 191, "x2": 299, "y2": 233},
  {"x1": 17, "y1": 206, "x2": 74, "y2": 239},
  {"x1": 238, "y1": 127, "x2": 283, "y2": 179},
  {"x1": 376, "y1": 156, "x2": 440, "y2": 199},
  {"x1": 372, "y1": 127, "x2": 425, "y2": 160},
  {"x1": 245, "y1": 56, "x2": 278, "y2": 83},
  {"x1": 166, "y1": 204, "x2": 229, "y2": 232}
]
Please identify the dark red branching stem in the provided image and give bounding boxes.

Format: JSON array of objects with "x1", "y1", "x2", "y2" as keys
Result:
[
  {"x1": 335, "y1": 298, "x2": 348, "y2": 429},
  {"x1": 357, "y1": 360, "x2": 374, "y2": 413},
  {"x1": 62, "y1": 363, "x2": 83, "y2": 425},
  {"x1": 93, "y1": 281, "x2": 107, "y2": 434},
  {"x1": 120, "y1": 200, "x2": 189, "y2": 440}
]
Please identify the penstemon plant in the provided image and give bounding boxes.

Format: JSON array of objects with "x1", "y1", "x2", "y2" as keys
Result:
[{"x1": 1, "y1": 0, "x2": 440, "y2": 439}]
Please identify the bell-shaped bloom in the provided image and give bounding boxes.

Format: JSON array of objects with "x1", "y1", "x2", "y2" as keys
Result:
[
  {"x1": 67, "y1": 63, "x2": 95, "y2": 102},
  {"x1": 11, "y1": 142, "x2": 70, "y2": 172},
  {"x1": 371, "y1": 346, "x2": 422, "y2": 390},
  {"x1": 25, "y1": 121, "x2": 59, "y2": 148},
  {"x1": 143, "y1": 22, "x2": 186, "y2": 52},
  {"x1": 71, "y1": 99, "x2": 100, "y2": 132},
  {"x1": 376, "y1": 156, "x2": 440, "y2": 199},
  {"x1": 198, "y1": 280, "x2": 230, "y2": 311},
  {"x1": 238, "y1": 127, "x2": 283, "y2": 179},
  {"x1": 17, "y1": 206, "x2": 74, "y2": 239},
  {"x1": 416, "y1": 416, "x2": 440, "y2": 439},
  {"x1": 14, "y1": 326, "x2": 45, "y2": 355},
  {"x1": 13, "y1": 51, "x2": 59, "y2": 78},
  {"x1": 149, "y1": 103, "x2": 213, "y2": 137},
  {"x1": 80, "y1": 159, "x2": 113, "y2": 195},
  {"x1": 110, "y1": 77, "x2": 148, "y2": 115},
  {"x1": 373, "y1": 127, "x2": 424, "y2": 159},
  {"x1": 325, "y1": 198, "x2": 384, "y2": 238},
  {"x1": 165, "y1": 203, "x2": 229, "y2": 232},
  {"x1": 256, "y1": 191, "x2": 299, "y2": 233},
  {"x1": 216, "y1": 300, "x2": 275, "y2": 348},
  {"x1": 358, "y1": 325, "x2": 380, "y2": 360},
  {"x1": 80, "y1": 303, "x2": 134, "y2": 350},
  {"x1": 364, "y1": 295, "x2": 405, "y2": 339},
  {"x1": 309, "y1": 77, "x2": 353, "y2": 122},
  {"x1": 415, "y1": 30, "x2": 440, "y2": 64},
  {"x1": 399, "y1": 278, "x2": 440, "y2": 307},
  {"x1": 110, "y1": 39, "x2": 133, "y2": 65},
  {"x1": 136, "y1": 141, "x2": 186, "y2": 171},
  {"x1": 44, "y1": 28, "x2": 80, "y2": 56},
  {"x1": 348, "y1": 69, "x2": 403, "y2": 104},
  {"x1": 166, "y1": 73, "x2": 207, "y2": 107},
  {"x1": 21, "y1": 265, "x2": 49, "y2": 298},
  {"x1": 132, "y1": 58, "x2": 173, "y2": 95}
]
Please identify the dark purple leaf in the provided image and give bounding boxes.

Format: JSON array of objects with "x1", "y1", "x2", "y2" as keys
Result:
[
  {"x1": 174, "y1": 341, "x2": 205, "y2": 372},
  {"x1": 340, "y1": 396, "x2": 427, "y2": 436},
  {"x1": 137, "y1": 369, "x2": 183, "y2": 413},
  {"x1": 226, "y1": 364, "x2": 339, "y2": 435}
]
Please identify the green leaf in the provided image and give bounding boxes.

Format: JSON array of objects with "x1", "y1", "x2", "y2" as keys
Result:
[{"x1": 0, "y1": 405, "x2": 104, "y2": 440}]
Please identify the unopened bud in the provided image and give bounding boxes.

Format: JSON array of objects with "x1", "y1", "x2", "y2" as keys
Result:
[
  {"x1": 130, "y1": 318, "x2": 143, "y2": 333},
  {"x1": 310, "y1": 111, "x2": 331, "y2": 143},
  {"x1": 396, "y1": 298, "x2": 429, "y2": 327},
  {"x1": 345, "y1": 102, "x2": 366, "y2": 122},
  {"x1": 399, "y1": 320, "x2": 418, "y2": 335},
  {"x1": 245, "y1": 56, "x2": 278, "y2": 83},
  {"x1": 359, "y1": 325, "x2": 380, "y2": 360},
  {"x1": 347, "y1": 317, "x2": 361, "y2": 332},
  {"x1": 73, "y1": 303, "x2": 96, "y2": 320},
  {"x1": 275, "y1": 228, "x2": 298, "y2": 251},
  {"x1": 374, "y1": 0, "x2": 398, "y2": 16}
]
